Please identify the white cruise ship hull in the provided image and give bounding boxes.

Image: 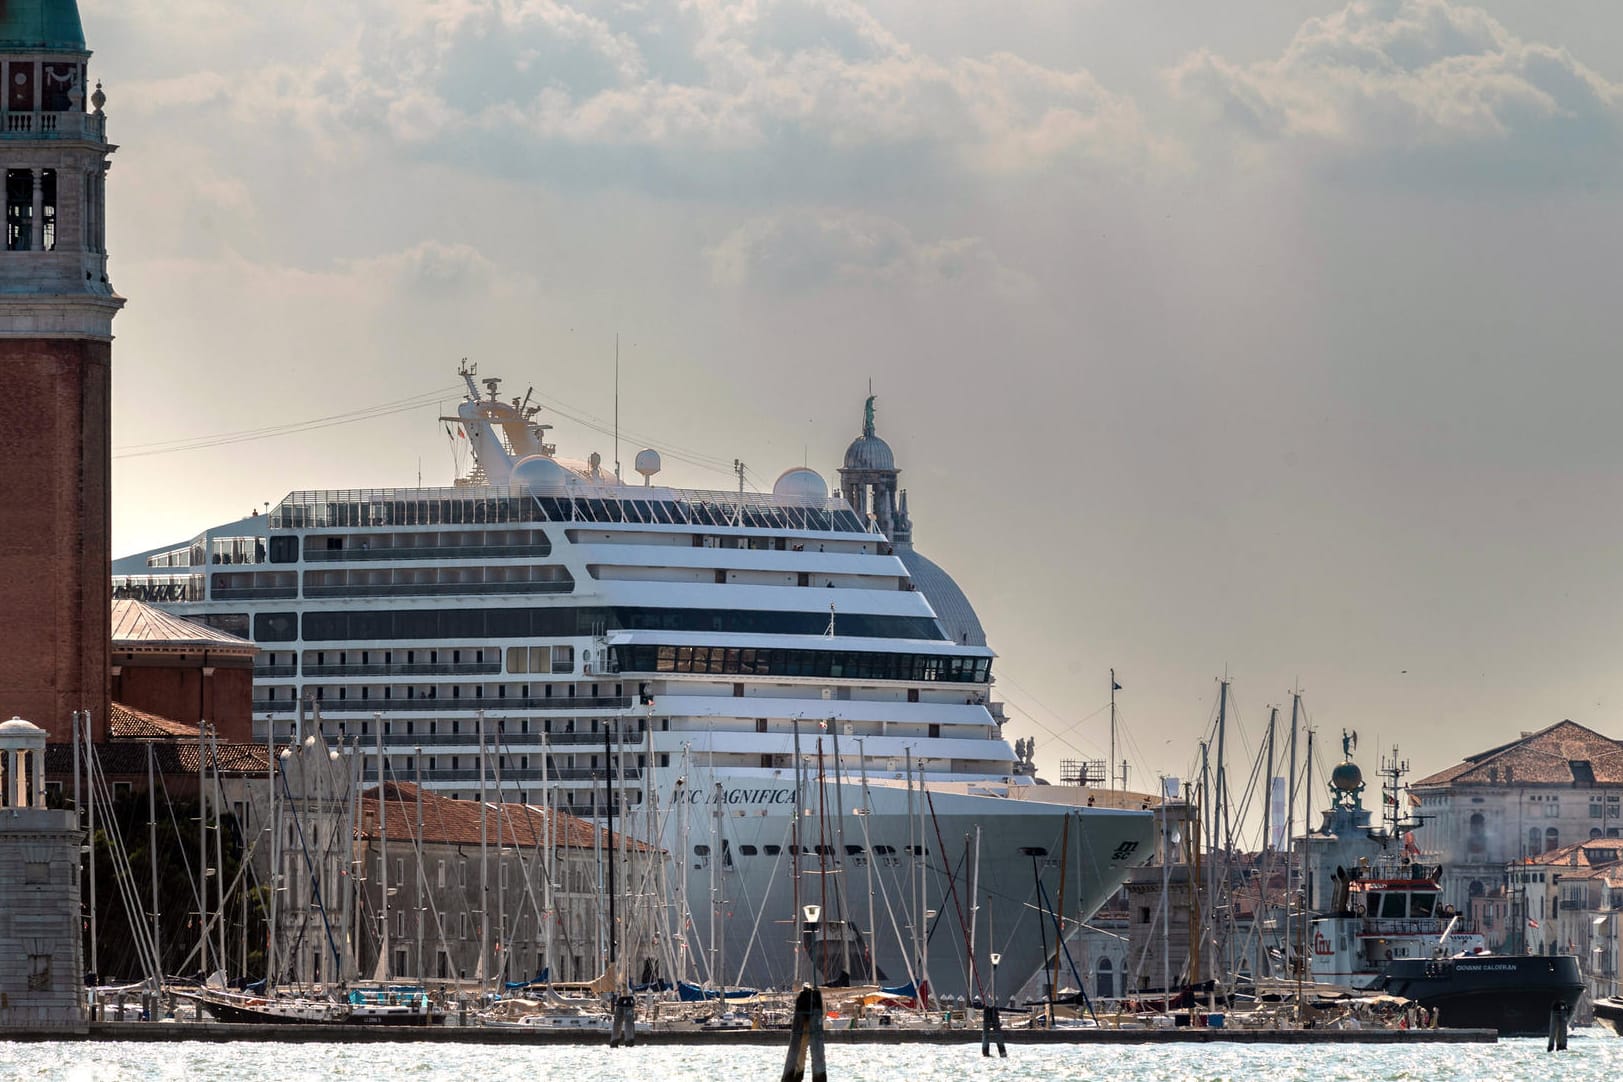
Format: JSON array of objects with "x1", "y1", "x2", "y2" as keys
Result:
[{"x1": 656, "y1": 768, "x2": 1155, "y2": 1001}]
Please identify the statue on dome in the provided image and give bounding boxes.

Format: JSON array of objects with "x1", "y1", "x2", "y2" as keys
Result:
[{"x1": 863, "y1": 394, "x2": 876, "y2": 438}]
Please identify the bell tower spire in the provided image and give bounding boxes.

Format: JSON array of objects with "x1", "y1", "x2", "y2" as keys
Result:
[{"x1": 0, "y1": 0, "x2": 124, "y2": 742}]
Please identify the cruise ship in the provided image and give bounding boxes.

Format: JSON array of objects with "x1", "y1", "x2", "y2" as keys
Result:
[{"x1": 113, "y1": 364, "x2": 1155, "y2": 998}]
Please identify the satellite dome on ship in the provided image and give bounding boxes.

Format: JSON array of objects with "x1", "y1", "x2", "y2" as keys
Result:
[{"x1": 772, "y1": 466, "x2": 827, "y2": 500}]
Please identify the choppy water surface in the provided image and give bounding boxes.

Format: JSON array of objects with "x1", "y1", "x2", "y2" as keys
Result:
[{"x1": 15, "y1": 1033, "x2": 1623, "y2": 1082}]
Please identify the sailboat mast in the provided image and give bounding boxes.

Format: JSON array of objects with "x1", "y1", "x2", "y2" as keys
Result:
[
  {"x1": 791, "y1": 719, "x2": 804, "y2": 988},
  {"x1": 197, "y1": 716, "x2": 208, "y2": 979},
  {"x1": 376, "y1": 712, "x2": 389, "y2": 981},
  {"x1": 1285, "y1": 691, "x2": 1300, "y2": 990},
  {"x1": 1259, "y1": 706, "x2": 1276, "y2": 985},
  {"x1": 415, "y1": 746, "x2": 425, "y2": 983},
  {"x1": 478, "y1": 709, "x2": 489, "y2": 997},
  {"x1": 148, "y1": 739, "x2": 163, "y2": 981},
  {"x1": 1109, "y1": 669, "x2": 1117, "y2": 791}
]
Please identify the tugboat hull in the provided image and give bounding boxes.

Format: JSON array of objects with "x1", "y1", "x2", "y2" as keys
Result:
[{"x1": 1380, "y1": 955, "x2": 1584, "y2": 1036}]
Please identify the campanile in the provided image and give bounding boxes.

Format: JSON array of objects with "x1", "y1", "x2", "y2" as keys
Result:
[{"x1": 0, "y1": 1, "x2": 123, "y2": 742}]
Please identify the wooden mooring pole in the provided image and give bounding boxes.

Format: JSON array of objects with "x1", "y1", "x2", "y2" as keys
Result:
[
  {"x1": 610, "y1": 994, "x2": 637, "y2": 1048},
  {"x1": 1547, "y1": 1000, "x2": 1569, "y2": 1052},
  {"x1": 782, "y1": 986, "x2": 828, "y2": 1082},
  {"x1": 981, "y1": 1005, "x2": 1006, "y2": 1058}
]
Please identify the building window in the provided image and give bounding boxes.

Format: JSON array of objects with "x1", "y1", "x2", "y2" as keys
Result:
[{"x1": 1546, "y1": 827, "x2": 1560, "y2": 852}]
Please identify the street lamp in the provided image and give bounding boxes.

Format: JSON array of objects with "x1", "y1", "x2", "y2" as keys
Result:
[{"x1": 990, "y1": 952, "x2": 1002, "y2": 1009}]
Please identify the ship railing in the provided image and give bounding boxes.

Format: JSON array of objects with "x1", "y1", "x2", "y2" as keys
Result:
[
  {"x1": 362, "y1": 730, "x2": 647, "y2": 748},
  {"x1": 300, "y1": 544, "x2": 553, "y2": 562},
  {"x1": 1362, "y1": 916, "x2": 1478, "y2": 937},
  {"x1": 300, "y1": 581, "x2": 574, "y2": 599},
  {"x1": 253, "y1": 665, "x2": 298, "y2": 678},
  {"x1": 252, "y1": 695, "x2": 635, "y2": 714},
  {"x1": 388, "y1": 767, "x2": 641, "y2": 783},
  {"x1": 211, "y1": 587, "x2": 298, "y2": 601},
  {"x1": 301, "y1": 662, "x2": 503, "y2": 678},
  {"x1": 269, "y1": 483, "x2": 865, "y2": 534}
]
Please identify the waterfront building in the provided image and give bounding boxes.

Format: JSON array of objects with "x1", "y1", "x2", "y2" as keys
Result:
[
  {"x1": 1410, "y1": 720, "x2": 1623, "y2": 914},
  {"x1": 267, "y1": 732, "x2": 658, "y2": 990},
  {"x1": 0, "y1": 0, "x2": 123, "y2": 742},
  {"x1": 350, "y1": 782, "x2": 662, "y2": 988},
  {"x1": 110, "y1": 599, "x2": 258, "y2": 743}
]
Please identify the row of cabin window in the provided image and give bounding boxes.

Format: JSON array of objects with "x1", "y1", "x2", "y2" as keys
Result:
[{"x1": 252, "y1": 605, "x2": 945, "y2": 643}]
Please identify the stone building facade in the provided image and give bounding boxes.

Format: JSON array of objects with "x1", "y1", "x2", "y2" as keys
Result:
[
  {"x1": 1410, "y1": 720, "x2": 1623, "y2": 915},
  {"x1": 0, "y1": 0, "x2": 124, "y2": 743},
  {"x1": 267, "y1": 733, "x2": 662, "y2": 990}
]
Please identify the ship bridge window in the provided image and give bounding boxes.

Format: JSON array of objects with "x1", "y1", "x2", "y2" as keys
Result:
[
  {"x1": 1379, "y1": 893, "x2": 1406, "y2": 919},
  {"x1": 1410, "y1": 893, "x2": 1436, "y2": 918},
  {"x1": 620, "y1": 644, "x2": 988, "y2": 684}
]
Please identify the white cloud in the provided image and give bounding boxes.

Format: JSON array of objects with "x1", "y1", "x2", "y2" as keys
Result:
[
  {"x1": 1169, "y1": 0, "x2": 1623, "y2": 174},
  {"x1": 708, "y1": 209, "x2": 1032, "y2": 296},
  {"x1": 105, "y1": 0, "x2": 1155, "y2": 197}
]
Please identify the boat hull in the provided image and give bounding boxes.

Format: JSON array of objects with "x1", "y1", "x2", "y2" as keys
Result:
[
  {"x1": 1379, "y1": 955, "x2": 1585, "y2": 1036},
  {"x1": 657, "y1": 773, "x2": 1155, "y2": 1000}
]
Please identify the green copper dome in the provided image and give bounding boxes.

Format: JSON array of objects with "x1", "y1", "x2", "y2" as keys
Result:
[{"x1": 0, "y1": 0, "x2": 86, "y2": 52}]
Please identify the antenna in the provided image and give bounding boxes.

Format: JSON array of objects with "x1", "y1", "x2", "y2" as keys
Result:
[{"x1": 614, "y1": 333, "x2": 621, "y2": 484}]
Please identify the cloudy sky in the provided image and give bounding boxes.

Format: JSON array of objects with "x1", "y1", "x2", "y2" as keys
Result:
[{"x1": 91, "y1": 0, "x2": 1623, "y2": 829}]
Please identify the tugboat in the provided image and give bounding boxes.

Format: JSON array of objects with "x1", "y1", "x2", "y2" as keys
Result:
[{"x1": 1301, "y1": 735, "x2": 1584, "y2": 1036}]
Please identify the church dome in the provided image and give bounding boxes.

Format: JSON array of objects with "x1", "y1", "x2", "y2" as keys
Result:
[
  {"x1": 842, "y1": 433, "x2": 894, "y2": 472},
  {"x1": 0, "y1": 1, "x2": 86, "y2": 52}
]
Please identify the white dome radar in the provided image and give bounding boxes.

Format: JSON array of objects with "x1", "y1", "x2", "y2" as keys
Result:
[
  {"x1": 634, "y1": 448, "x2": 662, "y2": 486},
  {"x1": 773, "y1": 466, "x2": 827, "y2": 500},
  {"x1": 508, "y1": 454, "x2": 573, "y2": 495}
]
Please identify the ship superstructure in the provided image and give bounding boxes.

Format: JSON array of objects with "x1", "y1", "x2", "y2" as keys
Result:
[{"x1": 113, "y1": 364, "x2": 1155, "y2": 997}]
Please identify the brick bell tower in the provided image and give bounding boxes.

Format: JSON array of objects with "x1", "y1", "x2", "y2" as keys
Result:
[{"x1": 0, "y1": 1, "x2": 123, "y2": 744}]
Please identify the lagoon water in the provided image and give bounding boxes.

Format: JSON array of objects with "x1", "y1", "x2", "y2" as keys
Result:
[{"x1": 11, "y1": 1034, "x2": 1623, "y2": 1082}]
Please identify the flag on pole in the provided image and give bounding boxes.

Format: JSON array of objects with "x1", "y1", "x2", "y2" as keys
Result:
[
  {"x1": 1528, "y1": 918, "x2": 1539, "y2": 929},
  {"x1": 1112, "y1": 679, "x2": 1122, "y2": 691}
]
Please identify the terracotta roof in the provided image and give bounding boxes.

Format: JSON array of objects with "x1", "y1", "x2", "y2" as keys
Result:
[
  {"x1": 111, "y1": 599, "x2": 257, "y2": 655},
  {"x1": 1412, "y1": 720, "x2": 1623, "y2": 788},
  {"x1": 358, "y1": 782, "x2": 657, "y2": 854},
  {"x1": 45, "y1": 739, "x2": 271, "y2": 777},
  {"x1": 108, "y1": 701, "x2": 198, "y2": 739},
  {"x1": 1521, "y1": 838, "x2": 1623, "y2": 870}
]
